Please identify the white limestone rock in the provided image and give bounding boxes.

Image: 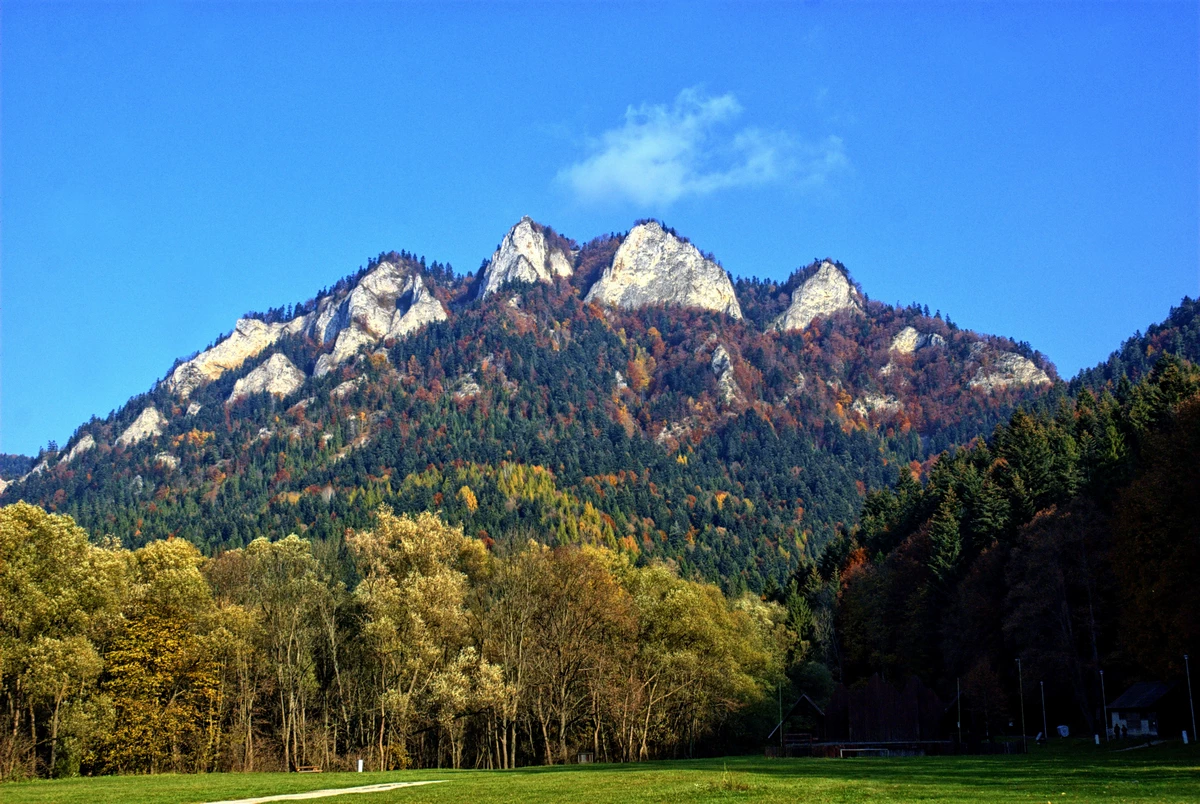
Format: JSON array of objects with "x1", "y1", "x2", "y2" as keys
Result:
[
  {"x1": 479, "y1": 217, "x2": 573, "y2": 297},
  {"x1": 314, "y1": 263, "x2": 447, "y2": 377},
  {"x1": 186, "y1": 402, "x2": 203, "y2": 417},
  {"x1": 0, "y1": 477, "x2": 9, "y2": 495},
  {"x1": 228, "y1": 353, "x2": 307, "y2": 403},
  {"x1": 771, "y1": 261, "x2": 862, "y2": 332},
  {"x1": 154, "y1": 452, "x2": 180, "y2": 471},
  {"x1": 166, "y1": 315, "x2": 310, "y2": 398},
  {"x1": 852, "y1": 392, "x2": 903, "y2": 417},
  {"x1": 61, "y1": 433, "x2": 96, "y2": 463},
  {"x1": 969, "y1": 351, "x2": 1052, "y2": 392},
  {"x1": 117, "y1": 407, "x2": 168, "y2": 448},
  {"x1": 710, "y1": 346, "x2": 743, "y2": 405},
  {"x1": 331, "y1": 376, "x2": 366, "y2": 400},
  {"x1": 585, "y1": 222, "x2": 743, "y2": 319},
  {"x1": 890, "y1": 326, "x2": 946, "y2": 354}
]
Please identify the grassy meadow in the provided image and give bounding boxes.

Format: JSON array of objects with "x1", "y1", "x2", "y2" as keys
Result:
[{"x1": 4, "y1": 741, "x2": 1199, "y2": 804}]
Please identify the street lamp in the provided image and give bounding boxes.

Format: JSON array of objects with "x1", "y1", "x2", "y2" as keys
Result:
[
  {"x1": 1017, "y1": 658, "x2": 1028, "y2": 753},
  {"x1": 1186, "y1": 654, "x2": 1197, "y2": 745},
  {"x1": 1100, "y1": 669, "x2": 1108, "y2": 742}
]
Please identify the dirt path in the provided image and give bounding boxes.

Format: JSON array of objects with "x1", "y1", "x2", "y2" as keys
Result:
[{"x1": 203, "y1": 780, "x2": 448, "y2": 803}]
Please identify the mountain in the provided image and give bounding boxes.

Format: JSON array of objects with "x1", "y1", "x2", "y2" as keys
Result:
[{"x1": 3, "y1": 218, "x2": 1059, "y2": 591}]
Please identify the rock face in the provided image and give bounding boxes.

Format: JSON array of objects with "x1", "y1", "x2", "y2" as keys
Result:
[
  {"x1": 969, "y1": 351, "x2": 1052, "y2": 391},
  {"x1": 155, "y1": 452, "x2": 180, "y2": 471},
  {"x1": 852, "y1": 392, "x2": 903, "y2": 417},
  {"x1": 772, "y1": 261, "x2": 861, "y2": 332},
  {"x1": 167, "y1": 316, "x2": 310, "y2": 399},
  {"x1": 314, "y1": 263, "x2": 447, "y2": 377},
  {"x1": 229, "y1": 354, "x2": 307, "y2": 403},
  {"x1": 585, "y1": 222, "x2": 743, "y2": 319},
  {"x1": 117, "y1": 407, "x2": 168, "y2": 447},
  {"x1": 710, "y1": 346, "x2": 743, "y2": 405},
  {"x1": 62, "y1": 433, "x2": 96, "y2": 463},
  {"x1": 479, "y1": 217, "x2": 573, "y2": 297},
  {"x1": 890, "y1": 326, "x2": 947, "y2": 354}
]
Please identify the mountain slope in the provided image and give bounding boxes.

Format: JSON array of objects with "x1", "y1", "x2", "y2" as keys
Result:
[{"x1": 4, "y1": 219, "x2": 1058, "y2": 590}]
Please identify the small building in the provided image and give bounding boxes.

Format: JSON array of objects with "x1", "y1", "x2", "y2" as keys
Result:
[{"x1": 1108, "y1": 682, "x2": 1180, "y2": 738}]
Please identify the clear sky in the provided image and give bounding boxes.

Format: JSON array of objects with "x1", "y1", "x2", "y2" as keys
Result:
[{"x1": 2, "y1": 1, "x2": 1197, "y2": 456}]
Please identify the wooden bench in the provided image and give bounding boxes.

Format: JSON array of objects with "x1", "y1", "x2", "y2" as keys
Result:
[
  {"x1": 839, "y1": 747, "x2": 890, "y2": 758},
  {"x1": 295, "y1": 766, "x2": 323, "y2": 773}
]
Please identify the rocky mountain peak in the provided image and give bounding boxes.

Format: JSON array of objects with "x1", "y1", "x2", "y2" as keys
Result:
[
  {"x1": 478, "y1": 217, "x2": 574, "y2": 298},
  {"x1": 585, "y1": 221, "x2": 743, "y2": 319},
  {"x1": 313, "y1": 262, "x2": 447, "y2": 377},
  {"x1": 166, "y1": 315, "x2": 310, "y2": 399},
  {"x1": 969, "y1": 350, "x2": 1052, "y2": 391},
  {"x1": 771, "y1": 261, "x2": 862, "y2": 332}
]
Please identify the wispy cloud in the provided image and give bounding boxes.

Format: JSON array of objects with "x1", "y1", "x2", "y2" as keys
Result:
[{"x1": 558, "y1": 87, "x2": 847, "y2": 206}]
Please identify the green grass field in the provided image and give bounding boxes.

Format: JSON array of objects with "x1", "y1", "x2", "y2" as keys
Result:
[{"x1": 5, "y1": 741, "x2": 1199, "y2": 803}]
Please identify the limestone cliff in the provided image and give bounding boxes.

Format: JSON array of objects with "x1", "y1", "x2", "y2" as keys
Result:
[
  {"x1": 166, "y1": 316, "x2": 310, "y2": 399},
  {"x1": 479, "y1": 217, "x2": 573, "y2": 297},
  {"x1": 889, "y1": 326, "x2": 946, "y2": 354},
  {"x1": 585, "y1": 222, "x2": 742, "y2": 319},
  {"x1": 969, "y1": 351, "x2": 1052, "y2": 391},
  {"x1": 229, "y1": 353, "x2": 307, "y2": 403},
  {"x1": 61, "y1": 433, "x2": 96, "y2": 463},
  {"x1": 117, "y1": 407, "x2": 168, "y2": 448},
  {"x1": 314, "y1": 263, "x2": 447, "y2": 377},
  {"x1": 771, "y1": 261, "x2": 861, "y2": 332},
  {"x1": 710, "y1": 345, "x2": 743, "y2": 405}
]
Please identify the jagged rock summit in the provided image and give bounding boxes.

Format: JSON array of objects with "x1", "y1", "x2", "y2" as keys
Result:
[
  {"x1": 479, "y1": 217, "x2": 573, "y2": 298},
  {"x1": 314, "y1": 262, "x2": 447, "y2": 377},
  {"x1": 229, "y1": 353, "x2": 307, "y2": 403},
  {"x1": 772, "y1": 261, "x2": 862, "y2": 332},
  {"x1": 585, "y1": 221, "x2": 743, "y2": 319}
]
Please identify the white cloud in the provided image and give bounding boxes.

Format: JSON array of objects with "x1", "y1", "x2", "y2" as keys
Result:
[{"x1": 558, "y1": 87, "x2": 847, "y2": 206}]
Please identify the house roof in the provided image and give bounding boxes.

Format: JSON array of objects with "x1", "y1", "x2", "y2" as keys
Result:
[
  {"x1": 766, "y1": 694, "x2": 826, "y2": 741},
  {"x1": 1109, "y1": 681, "x2": 1175, "y2": 710}
]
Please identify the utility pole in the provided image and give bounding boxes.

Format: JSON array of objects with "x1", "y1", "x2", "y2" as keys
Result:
[
  {"x1": 1040, "y1": 681, "x2": 1048, "y2": 742},
  {"x1": 1187, "y1": 654, "x2": 1197, "y2": 745},
  {"x1": 1100, "y1": 669, "x2": 1109, "y2": 742},
  {"x1": 1017, "y1": 658, "x2": 1028, "y2": 753},
  {"x1": 778, "y1": 680, "x2": 784, "y2": 753}
]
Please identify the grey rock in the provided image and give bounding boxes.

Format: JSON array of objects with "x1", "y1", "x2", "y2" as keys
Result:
[
  {"x1": 479, "y1": 217, "x2": 573, "y2": 297},
  {"x1": 117, "y1": 407, "x2": 168, "y2": 448},
  {"x1": 771, "y1": 261, "x2": 861, "y2": 332},
  {"x1": 228, "y1": 353, "x2": 307, "y2": 403}
]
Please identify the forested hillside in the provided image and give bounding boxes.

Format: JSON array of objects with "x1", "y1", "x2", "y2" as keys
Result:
[
  {"x1": 791, "y1": 354, "x2": 1199, "y2": 735},
  {"x1": 3, "y1": 220, "x2": 1055, "y2": 592}
]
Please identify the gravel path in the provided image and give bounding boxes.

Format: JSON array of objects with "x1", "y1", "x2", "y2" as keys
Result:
[{"x1": 203, "y1": 780, "x2": 448, "y2": 803}]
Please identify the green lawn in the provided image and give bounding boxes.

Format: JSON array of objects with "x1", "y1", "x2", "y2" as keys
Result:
[{"x1": 5, "y1": 741, "x2": 1199, "y2": 803}]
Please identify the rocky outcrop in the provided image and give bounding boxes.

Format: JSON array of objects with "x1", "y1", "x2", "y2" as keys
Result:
[
  {"x1": 852, "y1": 392, "x2": 903, "y2": 417},
  {"x1": 585, "y1": 222, "x2": 743, "y2": 319},
  {"x1": 771, "y1": 261, "x2": 861, "y2": 332},
  {"x1": 314, "y1": 263, "x2": 447, "y2": 377},
  {"x1": 61, "y1": 433, "x2": 96, "y2": 463},
  {"x1": 969, "y1": 351, "x2": 1052, "y2": 392},
  {"x1": 166, "y1": 316, "x2": 310, "y2": 398},
  {"x1": 229, "y1": 354, "x2": 306, "y2": 403},
  {"x1": 711, "y1": 346, "x2": 743, "y2": 405},
  {"x1": 890, "y1": 326, "x2": 947, "y2": 354},
  {"x1": 154, "y1": 452, "x2": 180, "y2": 471},
  {"x1": 479, "y1": 217, "x2": 573, "y2": 297},
  {"x1": 117, "y1": 407, "x2": 168, "y2": 447},
  {"x1": 186, "y1": 402, "x2": 202, "y2": 417},
  {"x1": 0, "y1": 478, "x2": 9, "y2": 495}
]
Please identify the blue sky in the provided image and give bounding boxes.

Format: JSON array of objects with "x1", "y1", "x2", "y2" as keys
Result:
[{"x1": 2, "y1": 1, "x2": 1197, "y2": 456}]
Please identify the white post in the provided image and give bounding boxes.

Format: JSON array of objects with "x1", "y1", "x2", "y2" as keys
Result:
[{"x1": 357, "y1": 758, "x2": 364, "y2": 773}]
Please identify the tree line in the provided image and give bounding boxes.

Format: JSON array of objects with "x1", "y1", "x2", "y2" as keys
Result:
[{"x1": 0, "y1": 504, "x2": 791, "y2": 779}]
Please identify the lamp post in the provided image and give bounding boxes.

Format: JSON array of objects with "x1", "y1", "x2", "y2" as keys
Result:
[
  {"x1": 1100, "y1": 669, "x2": 1109, "y2": 742},
  {"x1": 1186, "y1": 654, "x2": 1197, "y2": 745},
  {"x1": 1017, "y1": 658, "x2": 1027, "y2": 753},
  {"x1": 1040, "y1": 681, "x2": 1048, "y2": 742}
]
